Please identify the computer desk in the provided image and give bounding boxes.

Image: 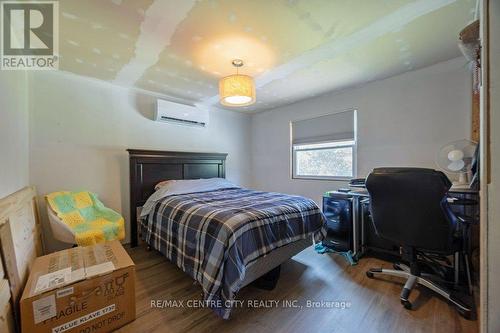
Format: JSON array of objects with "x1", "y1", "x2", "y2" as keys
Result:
[{"x1": 334, "y1": 186, "x2": 479, "y2": 260}]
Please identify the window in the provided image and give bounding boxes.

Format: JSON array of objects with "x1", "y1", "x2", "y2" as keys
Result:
[
  {"x1": 291, "y1": 110, "x2": 356, "y2": 180},
  {"x1": 293, "y1": 140, "x2": 355, "y2": 178}
]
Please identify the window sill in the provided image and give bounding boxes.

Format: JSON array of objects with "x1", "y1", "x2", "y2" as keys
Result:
[{"x1": 292, "y1": 176, "x2": 353, "y2": 181}]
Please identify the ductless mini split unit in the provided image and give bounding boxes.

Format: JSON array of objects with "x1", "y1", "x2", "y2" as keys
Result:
[{"x1": 155, "y1": 99, "x2": 209, "y2": 127}]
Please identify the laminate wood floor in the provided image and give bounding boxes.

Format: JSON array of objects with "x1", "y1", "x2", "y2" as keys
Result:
[{"x1": 117, "y1": 245, "x2": 478, "y2": 333}]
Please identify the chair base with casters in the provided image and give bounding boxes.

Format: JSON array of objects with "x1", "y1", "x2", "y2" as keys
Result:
[{"x1": 366, "y1": 251, "x2": 474, "y2": 320}]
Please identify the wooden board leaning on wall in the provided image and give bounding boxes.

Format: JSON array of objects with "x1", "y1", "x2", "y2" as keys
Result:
[
  {"x1": 0, "y1": 278, "x2": 15, "y2": 333},
  {"x1": 459, "y1": 20, "x2": 480, "y2": 143},
  {"x1": 0, "y1": 186, "x2": 44, "y2": 331}
]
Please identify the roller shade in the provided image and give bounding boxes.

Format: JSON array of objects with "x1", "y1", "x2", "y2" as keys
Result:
[{"x1": 292, "y1": 110, "x2": 356, "y2": 145}]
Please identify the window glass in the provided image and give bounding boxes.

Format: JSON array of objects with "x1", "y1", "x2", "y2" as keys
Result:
[{"x1": 291, "y1": 110, "x2": 357, "y2": 180}]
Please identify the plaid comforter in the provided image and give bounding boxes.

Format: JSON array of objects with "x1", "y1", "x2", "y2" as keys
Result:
[{"x1": 141, "y1": 188, "x2": 326, "y2": 319}]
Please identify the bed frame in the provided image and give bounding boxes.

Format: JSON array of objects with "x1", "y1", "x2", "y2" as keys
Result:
[
  {"x1": 127, "y1": 149, "x2": 311, "y2": 288},
  {"x1": 128, "y1": 149, "x2": 227, "y2": 247}
]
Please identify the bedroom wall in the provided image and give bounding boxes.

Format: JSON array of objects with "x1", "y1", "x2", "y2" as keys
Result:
[
  {"x1": 485, "y1": 1, "x2": 500, "y2": 331},
  {"x1": 29, "y1": 71, "x2": 252, "y2": 252},
  {"x1": 28, "y1": 57, "x2": 472, "y2": 251},
  {"x1": 0, "y1": 71, "x2": 30, "y2": 199},
  {"x1": 251, "y1": 57, "x2": 472, "y2": 204}
]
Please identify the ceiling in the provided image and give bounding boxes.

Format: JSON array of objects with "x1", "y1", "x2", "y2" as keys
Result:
[{"x1": 57, "y1": 0, "x2": 477, "y2": 112}]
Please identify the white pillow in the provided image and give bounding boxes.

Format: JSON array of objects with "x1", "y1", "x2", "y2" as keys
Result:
[
  {"x1": 154, "y1": 179, "x2": 177, "y2": 191},
  {"x1": 141, "y1": 178, "x2": 239, "y2": 217},
  {"x1": 154, "y1": 178, "x2": 237, "y2": 191}
]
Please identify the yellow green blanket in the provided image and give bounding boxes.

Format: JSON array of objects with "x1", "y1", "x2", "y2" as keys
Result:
[{"x1": 46, "y1": 191, "x2": 125, "y2": 246}]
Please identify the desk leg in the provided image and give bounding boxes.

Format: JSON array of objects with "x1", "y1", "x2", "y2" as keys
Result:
[
  {"x1": 352, "y1": 197, "x2": 359, "y2": 258},
  {"x1": 360, "y1": 202, "x2": 366, "y2": 255},
  {"x1": 464, "y1": 252, "x2": 473, "y2": 295}
]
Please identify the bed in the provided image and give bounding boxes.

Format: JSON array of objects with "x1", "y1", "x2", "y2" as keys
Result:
[{"x1": 128, "y1": 149, "x2": 326, "y2": 318}]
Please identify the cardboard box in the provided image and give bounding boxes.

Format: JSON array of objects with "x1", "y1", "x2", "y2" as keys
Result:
[{"x1": 20, "y1": 241, "x2": 135, "y2": 333}]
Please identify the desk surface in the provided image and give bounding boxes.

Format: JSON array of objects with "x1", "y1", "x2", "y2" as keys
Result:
[
  {"x1": 327, "y1": 186, "x2": 479, "y2": 198},
  {"x1": 348, "y1": 189, "x2": 369, "y2": 197},
  {"x1": 449, "y1": 186, "x2": 479, "y2": 194},
  {"x1": 330, "y1": 186, "x2": 479, "y2": 196}
]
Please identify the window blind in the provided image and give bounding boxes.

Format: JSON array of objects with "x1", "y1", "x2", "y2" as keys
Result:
[{"x1": 291, "y1": 109, "x2": 356, "y2": 145}]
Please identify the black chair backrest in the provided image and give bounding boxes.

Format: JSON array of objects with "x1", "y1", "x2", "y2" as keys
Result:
[{"x1": 366, "y1": 167, "x2": 455, "y2": 252}]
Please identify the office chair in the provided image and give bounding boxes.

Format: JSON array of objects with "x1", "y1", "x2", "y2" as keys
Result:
[{"x1": 364, "y1": 167, "x2": 472, "y2": 318}]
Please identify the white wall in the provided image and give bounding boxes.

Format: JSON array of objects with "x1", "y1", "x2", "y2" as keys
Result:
[
  {"x1": 28, "y1": 57, "x2": 473, "y2": 252},
  {"x1": 29, "y1": 72, "x2": 252, "y2": 252},
  {"x1": 0, "y1": 71, "x2": 29, "y2": 198},
  {"x1": 486, "y1": 1, "x2": 500, "y2": 332},
  {"x1": 251, "y1": 58, "x2": 471, "y2": 204}
]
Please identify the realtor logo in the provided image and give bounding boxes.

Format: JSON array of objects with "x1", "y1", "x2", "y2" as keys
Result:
[{"x1": 1, "y1": 1, "x2": 58, "y2": 70}]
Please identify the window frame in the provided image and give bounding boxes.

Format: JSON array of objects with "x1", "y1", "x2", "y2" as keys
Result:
[{"x1": 290, "y1": 109, "x2": 357, "y2": 181}]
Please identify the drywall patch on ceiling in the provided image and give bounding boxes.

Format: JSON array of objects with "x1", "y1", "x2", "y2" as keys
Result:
[
  {"x1": 54, "y1": 0, "x2": 474, "y2": 112},
  {"x1": 114, "y1": 0, "x2": 196, "y2": 86},
  {"x1": 53, "y1": 68, "x2": 194, "y2": 106},
  {"x1": 256, "y1": 0, "x2": 456, "y2": 88},
  {"x1": 201, "y1": 0, "x2": 456, "y2": 107},
  {"x1": 193, "y1": 34, "x2": 276, "y2": 77}
]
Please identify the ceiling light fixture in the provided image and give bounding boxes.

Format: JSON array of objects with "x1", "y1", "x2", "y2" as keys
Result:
[{"x1": 219, "y1": 59, "x2": 256, "y2": 107}]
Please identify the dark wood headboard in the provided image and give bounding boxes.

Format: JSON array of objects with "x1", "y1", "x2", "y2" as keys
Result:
[{"x1": 127, "y1": 149, "x2": 227, "y2": 246}]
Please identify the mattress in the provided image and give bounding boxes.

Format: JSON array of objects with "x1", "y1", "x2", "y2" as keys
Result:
[{"x1": 141, "y1": 187, "x2": 326, "y2": 319}]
